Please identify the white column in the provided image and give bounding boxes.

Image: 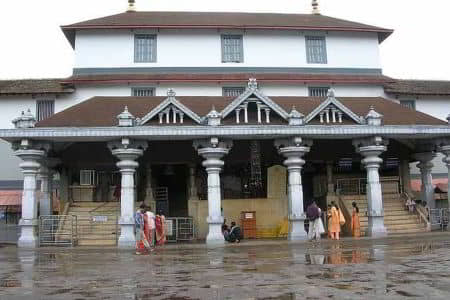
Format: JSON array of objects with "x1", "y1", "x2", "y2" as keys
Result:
[
  {"x1": 39, "y1": 166, "x2": 51, "y2": 216},
  {"x1": 244, "y1": 104, "x2": 248, "y2": 123},
  {"x1": 235, "y1": 109, "x2": 240, "y2": 124},
  {"x1": 438, "y1": 145, "x2": 450, "y2": 209},
  {"x1": 194, "y1": 138, "x2": 231, "y2": 245},
  {"x1": 15, "y1": 148, "x2": 45, "y2": 248},
  {"x1": 414, "y1": 152, "x2": 436, "y2": 209},
  {"x1": 109, "y1": 139, "x2": 147, "y2": 249},
  {"x1": 354, "y1": 137, "x2": 388, "y2": 237},
  {"x1": 276, "y1": 137, "x2": 312, "y2": 241},
  {"x1": 257, "y1": 103, "x2": 262, "y2": 123},
  {"x1": 265, "y1": 108, "x2": 271, "y2": 123}
]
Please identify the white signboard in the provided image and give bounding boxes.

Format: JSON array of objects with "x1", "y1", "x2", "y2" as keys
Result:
[
  {"x1": 92, "y1": 216, "x2": 108, "y2": 222},
  {"x1": 165, "y1": 219, "x2": 173, "y2": 236}
]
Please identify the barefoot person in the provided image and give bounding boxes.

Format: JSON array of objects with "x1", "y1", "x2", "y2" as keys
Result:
[
  {"x1": 351, "y1": 201, "x2": 361, "y2": 238},
  {"x1": 135, "y1": 205, "x2": 146, "y2": 255},
  {"x1": 330, "y1": 202, "x2": 341, "y2": 240}
]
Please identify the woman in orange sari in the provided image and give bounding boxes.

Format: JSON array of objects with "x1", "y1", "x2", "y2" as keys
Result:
[
  {"x1": 351, "y1": 201, "x2": 361, "y2": 238},
  {"x1": 330, "y1": 202, "x2": 341, "y2": 240},
  {"x1": 155, "y1": 214, "x2": 166, "y2": 245}
]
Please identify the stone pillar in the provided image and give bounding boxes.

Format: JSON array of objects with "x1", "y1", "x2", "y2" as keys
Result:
[
  {"x1": 326, "y1": 161, "x2": 334, "y2": 195},
  {"x1": 275, "y1": 137, "x2": 312, "y2": 241},
  {"x1": 39, "y1": 158, "x2": 60, "y2": 216},
  {"x1": 108, "y1": 138, "x2": 147, "y2": 249},
  {"x1": 399, "y1": 159, "x2": 412, "y2": 194},
  {"x1": 193, "y1": 138, "x2": 232, "y2": 245},
  {"x1": 438, "y1": 143, "x2": 450, "y2": 209},
  {"x1": 354, "y1": 137, "x2": 388, "y2": 237},
  {"x1": 414, "y1": 152, "x2": 436, "y2": 209},
  {"x1": 15, "y1": 146, "x2": 46, "y2": 248},
  {"x1": 144, "y1": 163, "x2": 155, "y2": 210}
]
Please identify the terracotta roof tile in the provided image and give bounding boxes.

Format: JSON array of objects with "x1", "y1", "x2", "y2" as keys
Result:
[
  {"x1": 65, "y1": 73, "x2": 393, "y2": 85},
  {"x1": 0, "y1": 79, "x2": 72, "y2": 95},
  {"x1": 384, "y1": 80, "x2": 450, "y2": 96},
  {"x1": 36, "y1": 96, "x2": 446, "y2": 127},
  {"x1": 61, "y1": 12, "x2": 393, "y2": 47}
]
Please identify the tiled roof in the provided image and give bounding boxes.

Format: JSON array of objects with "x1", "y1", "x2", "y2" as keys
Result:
[
  {"x1": 384, "y1": 80, "x2": 450, "y2": 96},
  {"x1": 0, "y1": 79, "x2": 73, "y2": 95},
  {"x1": 64, "y1": 73, "x2": 394, "y2": 85},
  {"x1": 61, "y1": 11, "x2": 393, "y2": 47},
  {"x1": 36, "y1": 96, "x2": 446, "y2": 127}
]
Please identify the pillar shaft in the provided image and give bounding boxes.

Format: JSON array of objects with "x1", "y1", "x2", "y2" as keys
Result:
[
  {"x1": 276, "y1": 138, "x2": 312, "y2": 241},
  {"x1": 39, "y1": 166, "x2": 52, "y2": 216},
  {"x1": 15, "y1": 149, "x2": 45, "y2": 248},
  {"x1": 414, "y1": 152, "x2": 436, "y2": 209},
  {"x1": 438, "y1": 144, "x2": 450, "y2": 209},
  {"x1": 356, "y1": 143, "x2": 387, "y2": 237},
  {"x1": 194, "y1": 138, "x2": 231, "y2": 246},
  {"x1": 109, "y1": 140, "x2": 147, "y2": 249}
]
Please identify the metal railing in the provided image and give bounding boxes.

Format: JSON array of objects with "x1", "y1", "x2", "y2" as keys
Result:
[
  {"x1": 165, "y1": 217, "x2": 195, "y2": 242},
  {"x1": 428, "y1": 208, "x2": 450, "y2": 231},
  {"x1": 39, "y1": 215, "x2": 77, "y2": 247},
  {"x1": 336, "y1": 177, "x2": 400, "y2": 195}
]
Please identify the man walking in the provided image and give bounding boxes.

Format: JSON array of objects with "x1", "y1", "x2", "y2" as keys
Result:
[{"x1": 307, "y1": 201, "x2": 322, "y2": 241}]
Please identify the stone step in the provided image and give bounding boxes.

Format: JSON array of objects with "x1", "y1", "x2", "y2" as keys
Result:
[
  {"x1": 77, "y1": 239, "x2": 117, "y2": 246},
  {"x1": 70, "y1": 202, "x2": 120, "y2": 207}
]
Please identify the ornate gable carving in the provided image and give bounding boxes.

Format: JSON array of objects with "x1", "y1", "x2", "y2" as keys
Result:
[
  {"x1": 221, "y1": 78, "x2": 289, "y2": 124},
  {"x1": 305, "y1": 90, "x2": 363, "y2": 125},
  {"x1": 138, "y1": 89, "x2": 202, "y2": 125}
]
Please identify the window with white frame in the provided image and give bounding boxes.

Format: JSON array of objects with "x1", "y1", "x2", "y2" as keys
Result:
[
  {"x1": 223, "y1": 87, "x2": 245, "y2": 97},
  {"x1": 36, "y1": 99, "x2": 55, "y2": 121},
  {"x1": 80, "y1": 170, "x2": 97, "y2": 186},
  {"x1": 399, "y1": 100, "x2": 416, "y2": 110},
  {"x1": 308, "y1": 87, "x2": 329, "y2": 97},
  {"x1": 305, "y1": 36, "x2": 327, "y2": 64},
  {"x1": 134, "y1": 34, "x2": 157, "y2": 63},
  {"x1": 132, "y1": 87, "x2": 155, "y2": 97},
  {"x1": 221, "y1": 35, "x2": 243, "y2": 63}
]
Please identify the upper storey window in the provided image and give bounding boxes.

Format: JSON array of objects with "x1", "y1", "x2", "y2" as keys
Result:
[
  {"x1": 132, "y1": 87, "x2": 155, "y2": 97},
  {"x1": 134, "y1": 34, "x2": 157, "y2": 63},
  {"x1": 308, "y1": 87, "x2": 329, "y2": 97},
  {"x1": 305, "y1": 36, "x2": 327, "y2": 64},
  {"x1": 36, "y1": 99, "x2": 55, "y2": 121},
  {"x1": 223, "y1": 87, "x2": 245, "y2": 97},
  {"x1": 222, "y1": 35, "x2": 243, "y2": 63}
]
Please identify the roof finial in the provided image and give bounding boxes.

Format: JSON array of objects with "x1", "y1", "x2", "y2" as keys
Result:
[
  {"x1": 127, "y1": 0, "x2": 136, "y2": 12},
  {"x1": 312, "y1": 0, "x2": 320, "y2": 15}
]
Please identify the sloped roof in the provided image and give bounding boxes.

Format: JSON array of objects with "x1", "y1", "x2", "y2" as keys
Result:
[
  {"x1": 35, "y1": 96, "x2": 446, "y2": 127},
  {"x1": 61, "y1": 11, "x2": 393, "y2": 47},
  {"x1": 385, "y1": 80, "x2": 450, "y2": 96},
  {"x1": 0, "y1": 79, "x2": 73, "y2": 95},
  {"x1": 64, "y1": 73, "x2": 393, "y2": 85}
]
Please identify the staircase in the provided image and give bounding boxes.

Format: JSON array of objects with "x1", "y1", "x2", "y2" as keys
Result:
[
  {"x1": 341, "y1": 193, "x2": 426, "y2": 236},
  {"x1": 64, "y1": 202, "x2": 120, "y2": 246}
]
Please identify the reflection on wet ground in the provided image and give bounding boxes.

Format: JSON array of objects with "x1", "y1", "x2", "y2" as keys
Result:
[{"x1": 1, "y1": 233, "x2": 450, "y2": 299}]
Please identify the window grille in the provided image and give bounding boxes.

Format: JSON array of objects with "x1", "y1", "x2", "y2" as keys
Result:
[
  {"x1": 308, "y1": 87, "x2": 329, "y2": 97},
  {"x1": 80, "y1": 170, "x2": 97, "y2": 186},
  {"x1": 221, "y1": 35, "x2": 243, "y2": 63},
  {"x1": 399, "y1": 100, "x2": 416, "y2": 110},
  {"x1": 306, "y1": 36, "x2": 327, "y2": 64},
  {"x1": 223, "y1": 87, "x2": 245, "y2": 97},
  {"x1": 134, "y1": 34, "x2": 157, "y2": 63},
  {"x1": 36, "y1": 100, "x2": 55, "y2": 121},
  {"x1": 132, "y1": 88, "x2": 155, "y2": 97}
]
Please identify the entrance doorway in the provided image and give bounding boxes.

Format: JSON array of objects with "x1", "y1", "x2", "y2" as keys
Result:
[{"x1": 152, "y1": 164, "x2": 188, "y2": 217}]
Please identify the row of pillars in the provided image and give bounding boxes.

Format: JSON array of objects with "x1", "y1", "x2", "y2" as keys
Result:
[{"x1": 13, "y1": 137, "x2": 450, "y2": 248}]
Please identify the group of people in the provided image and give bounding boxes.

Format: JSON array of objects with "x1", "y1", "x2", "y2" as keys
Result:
[
  {"x1": 307, "y1": 201, "x2": 361, "y2": 241},
  {"x1": 222, "y1": 219, "x2": 242, "y2": 243},
  {"x1": 135, "y1": 204, "x2": 166, "y2": 254}
]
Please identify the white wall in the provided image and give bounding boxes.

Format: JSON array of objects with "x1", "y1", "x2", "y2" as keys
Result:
[{"x1": 74, "y1": 29, "x2": 381, "y2": 69}]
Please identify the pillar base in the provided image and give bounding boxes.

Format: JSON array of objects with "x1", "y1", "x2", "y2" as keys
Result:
[
  {"x1": 18, "y1": 219, "x2": 38, "y2": 248},
  {"x1": 367, "y1": 215, "x2": 387, "y2": 238},
  {"x1": 288, "y1": 215, "x2": 308, "y2": 241},
  {"x1": 206, "y1": 216, "x2": 224, "y2": 246},
  {"x1": 117, "y1": 217, "x2": 136, "y2": 249}
]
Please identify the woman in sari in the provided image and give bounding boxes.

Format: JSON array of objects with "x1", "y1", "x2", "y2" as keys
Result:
[
  {"x1": 351, "y1": 201, "x2": 361, "y2": 238},
  {"x1": 330, "y1": 202, "x2": 341, "y2": 240},
  {"x1": 135, "y1": 206, "x2": 146, "y2": 255},
  {"x1": 327, "y1": 204, "x2": 332, "y2": 239},
  {"x1": 155, "y1": 214, "x2": 166, "y2": 245}
]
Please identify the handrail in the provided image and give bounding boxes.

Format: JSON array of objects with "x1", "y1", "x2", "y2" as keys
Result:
[
  {"x1": 337, "y1": 194, "x2": 353, "y2": 236},
  {"x1": 403, "y1": 191, "x2": 431, "y2": 231}
]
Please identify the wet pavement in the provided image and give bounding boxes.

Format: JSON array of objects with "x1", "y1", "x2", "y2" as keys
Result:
[{"x1": 2, "y1": 233, "x2": 450, "y2": 299}]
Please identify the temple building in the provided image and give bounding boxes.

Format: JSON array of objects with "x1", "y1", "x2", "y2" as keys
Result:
[{"x1": 1, "y1": 1, "x2": 450, "y2": 248}]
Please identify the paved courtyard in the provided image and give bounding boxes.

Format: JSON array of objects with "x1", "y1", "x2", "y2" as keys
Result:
[{"x1": 1, "y1": 233, "x2": 450, "y2": 299}]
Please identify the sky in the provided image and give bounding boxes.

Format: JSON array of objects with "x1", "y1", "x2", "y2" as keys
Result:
[{"x1": 0, "y1": 0, "x2": 449, "y2": 80}]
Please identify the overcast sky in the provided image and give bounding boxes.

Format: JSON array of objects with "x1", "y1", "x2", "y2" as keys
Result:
[{"x1": 0, "y1": 0, "x2": 449, "y2": 80}]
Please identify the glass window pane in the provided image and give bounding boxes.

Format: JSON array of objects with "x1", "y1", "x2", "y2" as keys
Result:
[
  {"x1": 306, "y1": 36, "x2": 327, "y2": 64},
  {"x1": 134, "y1": 35, "x2": 157, "y2": 63},
  {"x1": 222, "y1": 35, "x2": 243, "y2": 63}
]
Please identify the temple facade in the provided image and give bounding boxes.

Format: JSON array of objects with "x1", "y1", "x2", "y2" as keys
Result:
[{"x1": 1, "y1": 1, "x2": 450, "y2": 247}]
